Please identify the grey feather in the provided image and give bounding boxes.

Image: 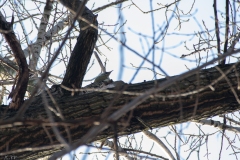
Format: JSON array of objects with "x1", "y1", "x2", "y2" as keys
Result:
[{"x1": 93, "y1": 71, "x2": 112, "y2": 83}]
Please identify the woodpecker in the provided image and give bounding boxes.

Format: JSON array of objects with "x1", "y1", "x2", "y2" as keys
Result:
[
  {"x1": 78, "y1": 71, "x2": 113, "y2": 95},
  {"x1": 93, "y1": 70, "x2": 112, "y2": 83}
]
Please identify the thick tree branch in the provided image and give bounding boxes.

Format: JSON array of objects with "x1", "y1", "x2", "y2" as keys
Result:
[
  {"x1": 1, "y1": 1, "x2": 240, "y2": 159},
  {"x1": 13, "y1": 0, "x2": 92, "y2": 118},
  {"x1": 61, "y1": 23, "x2": 98, "y2": 88},
  {"x1": 1, "y1": 63, "x2": 240, "y2": 159},
  {"x1": 60, "y1": 0, "x2": 98, "y2": 88}
]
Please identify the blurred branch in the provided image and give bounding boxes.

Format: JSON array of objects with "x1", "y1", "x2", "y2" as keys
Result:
[
  {"x1": 94, "y1": 51, "x2": 106, "y2": 73},
  {"x1": 2, "y1": 62, "x2": 240, "y2": 159},
  {"x1": 194, "y1": 119, "x2": 240, "y2": 133},
  {"x1": 0, "y1": 12, "x2": 29, "y2": 109},
  {"x1": 143, "y1": 130, "x2": 176, "y2": 160},
  {"x1": 29, "y1": 0, "x2": 53, "y2": 70},
  {"x1": 23, "y1": 15, "x2": 71, "y2": 58},
  {"x1": 131, "y1": 0, "x2": 181, "y2": 14},
  {"x1": 51, "y1": 60, "x2": 240, "y2": 159},
  {"x1": 221, "y1": 0, "x2": 230, "y2": 65},
  {"x1": 99, "y1": 139, "x2": 133, "y2": 160},
  {"x1": 15, "y1": 0, "x2": 91, "y2": 118},
  {"x1": 213, "y1": 0, "x2": 221, "y2": 64},
  {"x1": 0, "y1": 55, "x2": 18, "y2": 71},
  {"x1": 92, "y1": 0, "x2": 129, "y2": 13}
]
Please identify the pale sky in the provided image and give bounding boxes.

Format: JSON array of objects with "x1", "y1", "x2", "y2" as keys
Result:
[
  {"x1": 1, "y1": 0, "x2": 239, "y2": 160},
  {"x1": 64, "y1": 1, "x2": 239, "y2": 159}
]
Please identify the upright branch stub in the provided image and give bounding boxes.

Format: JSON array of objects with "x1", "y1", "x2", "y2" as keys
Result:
[{"x1": 61, "y1": 1, "x2": 98, "y2": 88}]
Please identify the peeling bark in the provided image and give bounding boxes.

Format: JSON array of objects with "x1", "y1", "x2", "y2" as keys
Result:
[{"x1": 29, "y1": 0, "x2": 53, "y2": 69}]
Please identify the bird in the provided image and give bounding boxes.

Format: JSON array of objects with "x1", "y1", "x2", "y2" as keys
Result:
[
  {"x1": 93, "y1": 70, "x2": 112, "y2": 84},
  {"x1": 79, "y1": 71, "x2": 113, "y2": 95}
]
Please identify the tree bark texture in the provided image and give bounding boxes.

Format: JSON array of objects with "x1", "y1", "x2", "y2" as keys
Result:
[
  {"x1": 1, "y1": 63, "x2": 240, "y2": 159},
  {"x1": 61, "y1": 24, "x2": 98, "y2": 88},
  {"x1": 60, "y1": 0, "x2": 98, "y2": 88}
]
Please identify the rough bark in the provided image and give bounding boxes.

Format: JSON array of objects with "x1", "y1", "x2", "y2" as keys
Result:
[
  {"x1": 60, "y1": 0, "x2": 98, "y2": 88},
  {"x1": 1, "y1": 0, "x2": 239, "y2": 159},
  {"x1": 1, "y1": 63, "x2": 240, "y2": 159},
  {"x1": 61, "y1": 22, "x2": 98, "y2": 88}
]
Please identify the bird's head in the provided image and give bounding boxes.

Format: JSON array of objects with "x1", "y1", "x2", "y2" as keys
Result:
[{"x1": 94, "y1": 70, "x2": 113, "y2": 83}]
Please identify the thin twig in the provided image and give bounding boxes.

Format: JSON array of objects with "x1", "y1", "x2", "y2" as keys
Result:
[
  {"x1": 143, "y1": 130, "x2": 176, "y2": 160},
  {"x1": 213, "y1": 0, "x2": 221, "y2": 64},
  {"x1": 221, "y1": 0, "x2": 230, "y2": 65},
  {"x1": 94, "y1": 51, "x2": 106, "y2": 73}
]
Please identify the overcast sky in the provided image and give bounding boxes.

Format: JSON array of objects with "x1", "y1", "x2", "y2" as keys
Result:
[{"x1": 1, "y1": 0, "x2": 239, "y2": 159}]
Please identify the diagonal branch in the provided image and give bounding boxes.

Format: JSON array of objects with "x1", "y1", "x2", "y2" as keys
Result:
[
  {"x1": 60, "y1": 0, "x2": 98, "y2": 88},
  {"x1": 0, "y1": 12, "x2": 29, "y2": 109},
  {"x1": 143, "y1": 130, "x2": 176, "y2": 160},
  {"x1": 1, "y1": 62, "x2": 240, "y2": 159},
  {"x1": 15, "y1": 0, "x2": 91, "y2": 118}
]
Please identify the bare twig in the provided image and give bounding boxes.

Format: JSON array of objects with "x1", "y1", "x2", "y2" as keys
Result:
[
  {"x1": 92, "y1": 0, "x2": 129, "y2": 13},
  {"x1": 213, "y1": 0, "x2": 221, "y2": 64},
  {"x1": 194, "y1": 119, "x2": 240, "y2": 133},
  {"x1": 94, "y1": 51, "x2": 106, "y2": 73},
  {"x1": 97, "y1": 139, "x2": 133, "y2": 160},
  {"x1": 221, "y1": 0, "x2": 230, "y2": 65},
  {"x1": 143, "y1": 130, "x2": 176, "y2": 160}
]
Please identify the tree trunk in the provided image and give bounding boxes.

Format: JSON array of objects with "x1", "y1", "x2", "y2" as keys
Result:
[
  {"x1": 61, "y1": 23, "x2": 98, "y2": 88},
  {"x1": 1, "y1": 63, "x2": 240, "y2": 159},
  {"x1": 60, "y1": 0, "x2": 98, "y2": 88}
]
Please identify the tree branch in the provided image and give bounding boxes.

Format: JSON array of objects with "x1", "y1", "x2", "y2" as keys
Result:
[
  {"x1": 0, "y1": 12, "x2": 29, "y2": 109},
  {"x1": 213, "y1": 0, "x2": 221, "y2": 64},
  {"x1": 60, "y1": 0, "x2": 98, "y2": 88},
  {"x1": 1, "y1": 63, "x2": 240, "y2": 159},
  {"x1": 221, "y1": 0, "x2": 230, "y2": 65}
]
